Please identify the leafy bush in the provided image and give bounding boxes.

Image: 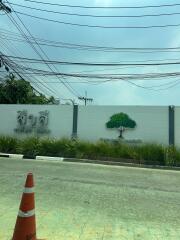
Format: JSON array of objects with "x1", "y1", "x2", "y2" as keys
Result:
[
  {"x1": 131, "y1": 144, "x2": 165, "y2": 165},
  {"x1": 0, "y1": 136, "x2": 19, "y2": 153},
  {"x1": 165, "y1": 146, "x2": 180, "y2": 166},
  {"x1": 1, "y1": 135, "x2": 180, "y2": 166},
  {"x1": 38, "y1": 138, "x2": 77, "y2": 157},
  {"x1": 18, "y1": 137, "x2": 40, "y2": 158}
]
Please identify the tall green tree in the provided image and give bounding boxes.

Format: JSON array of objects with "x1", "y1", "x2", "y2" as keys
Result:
[
  {"x1": 106, "y1": 113, "x2": 136, "y2": 138},
  {"x1": 0, "y1": 75, "x2": 56, "y2": 104}
]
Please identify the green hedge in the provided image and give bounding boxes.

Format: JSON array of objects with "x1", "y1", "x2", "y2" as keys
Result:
[
  {"x1": 0, "y1": 136, "x2": 19, "y2": 153},
  {"x1": 0, "y1": 136, "x2": 180, "y2": 166}
]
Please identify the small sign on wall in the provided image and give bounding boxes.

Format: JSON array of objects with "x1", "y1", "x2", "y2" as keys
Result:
[{"x1": 14, "y1": 110, "x2": 50, "y2": 134}]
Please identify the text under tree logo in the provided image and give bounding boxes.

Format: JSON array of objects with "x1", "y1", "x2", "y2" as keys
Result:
[{"x1": 15, "y1": 110, "x2": 50, "y2": 134}]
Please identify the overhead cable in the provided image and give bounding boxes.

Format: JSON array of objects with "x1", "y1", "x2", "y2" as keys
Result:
[
  {"x1": 5, "y1": 13, "x2": 59, "y2": 97},
  {"x1": 6, "y1": 55, "x2": 180, "y2": 67},
  {"x1": 21, "y1": 0, "x2": 180, "y2": 9},
  {"x1": 1, "y1": 27, "x2": 180, "y2": 53},
  {"x1": 6, "y1": 2, "x2": 80, "y2": 97},
  {"x1": 15, "y1": 11, "x2": 180, "y2": 29},
  {"x1": 8, "y1": 3, "x2": 180, "y2": 18}
]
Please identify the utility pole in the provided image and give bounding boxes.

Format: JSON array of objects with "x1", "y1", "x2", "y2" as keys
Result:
[
  {"x1": 0, "y1": 0, "x2": 11, "y2": 13},
  {"x1": 78, "y1": 91, "x2": 93, "y2": 106}
]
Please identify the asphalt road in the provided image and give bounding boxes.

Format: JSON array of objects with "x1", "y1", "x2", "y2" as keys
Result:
[{"x1": 0, "y1": 157, "x2": 180, "y2": 239}]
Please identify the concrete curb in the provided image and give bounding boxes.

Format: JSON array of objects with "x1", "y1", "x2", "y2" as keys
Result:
[
  {"x1": 36, "y1": 156, "x2": 64, "y2": 161},
  {"x1": 0, "y1": 153, "x2": 179, "y2": 170},
  {"x1": 9, "y1": 154, "x2": 23, "y2": 159},
  {"x1": 0, "y1": 153, "x2": 10, "y2": 158},
  {"x1": 0, "y1": 153, "x2": 23, "y2": 159}
]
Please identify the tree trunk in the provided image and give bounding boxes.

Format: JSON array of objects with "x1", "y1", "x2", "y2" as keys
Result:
[
  {"x1": 118, "y1": 129, "x2": 123, "y2": 138},
  {"x1": 118, "y1": 126, "x2": 125, "y2": 139}
]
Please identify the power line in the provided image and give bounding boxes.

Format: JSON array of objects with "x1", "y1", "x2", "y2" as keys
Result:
[
  {"x1": 6, "y1": 54, "x2": 180, "y2": 67},
  {"x1": 3, "y1": 34, "x2": 180, "y2": 56},
  {"x1": 6, "y1": 61, "x2": 180, "y2": 80},
  {"x1": 12, "y1": 56, "x2": 180, "y2": 65},
  {"x1": 8, "y1": 3, "x2": 81, "y2": 98},
  {"x1": 8, "y1": 13, "x2": 71, "y2": 97},
  {"x1": 3, "y1": 2, "x2": 180, "y2": 92},
  {"x1": 3, "y1": 34, "x2": 180, "y2": 54},
  {"x1": 5, "y1": 12, "x2": 60, "y2": 97},
  {"x1": 0, "y1": 2, "x2": 54, "y2": 95},
  {"x1": 1, "y1": 51, "x2": 59, "y2": 96},
  {"x1": 0, "y1": 0, "x2": 11, "y2": 13},
  {"x1": 0, "y1": 77, "x2": 178, "y2": 87},
  {"x1": 0, "y1": 39, "x2": 59, "y2": 96},
  {"x1": 15, "y1": 10, "x2": 180, "y2": 29},
  {"x1": 7, "y1": 60, "x2": 180, "y2": 92},
  {"x1": 0, "y1": 40, "x2": 45, "y2": 94},
  {"x1": 1, "y1": 69, "x2": 180, "y2": 90},
  {"x1": 5, "y1": 2, "x2": 81, "y2": 98},
  {"x1": 3, "y1": 8, "x2": 56, "y2": 97},
  {"x1": 8, "y1": 2, "x2": 180, "y2": 18},
  {"x1": 5, "y1": 64, "x2": 180, "y2": 91},
  {"x1": 0, "y1": 35, "x2": 175, "y2": 54},
  {"x1": 2, "y1": 27, "x2": 180, "y2": 53},
  {"x1": 0, "y1": 52, "x2": 44, "y2": 95},
  {"x1": 3, "y1": 58, "x2": 180, "y2": 91},
  {"x1": 20, "y1": 0, "x2": 180, "y2": 9}
]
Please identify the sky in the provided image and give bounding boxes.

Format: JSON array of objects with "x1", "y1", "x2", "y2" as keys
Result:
[{"x1": 1, "y1": 0, "x2": 180, "y2": 105}]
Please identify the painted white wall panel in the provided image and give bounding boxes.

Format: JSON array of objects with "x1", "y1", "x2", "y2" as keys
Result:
[
  {"x1": 78, "y1": 106, "x2": 169, "y2": 144},
  {"x1": 0, "y1": 105, "x2": 169, "y2": 145},
  {"x1": 0, "y1": 105, "x2": 73, "y2": 138}
]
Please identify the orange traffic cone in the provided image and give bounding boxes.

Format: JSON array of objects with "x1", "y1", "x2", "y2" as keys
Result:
[{"x1": 12, "y1": 173, "x2": 37, "y2": 240}]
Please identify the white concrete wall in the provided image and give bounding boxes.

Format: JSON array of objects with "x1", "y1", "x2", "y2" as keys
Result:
[
  {"x1": 0, "y1": 105, "x2": 169, "y2": 145},
  {"x1": 78, "y1": 106, "x2": 169, "y2": 144},
  {"x1": 0, "y1": 104, "x2": 73, "y2": 138}
]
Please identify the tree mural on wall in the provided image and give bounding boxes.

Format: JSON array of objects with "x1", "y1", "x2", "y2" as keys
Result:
[{"x1": 106, "y1": 113, "x2": 136, "y2": 139}]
